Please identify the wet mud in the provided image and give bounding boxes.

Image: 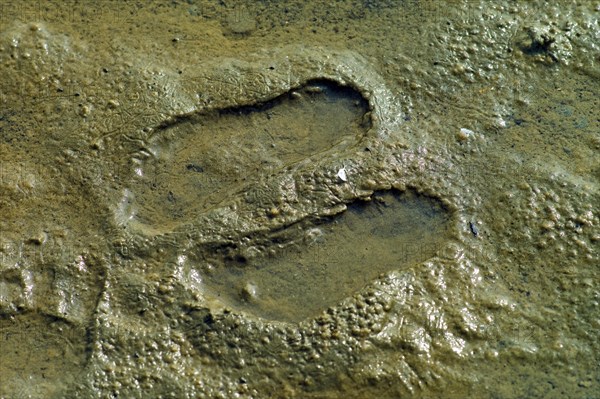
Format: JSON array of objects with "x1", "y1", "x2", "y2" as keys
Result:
[
  {"x1": 1, "y1": 1, "x2": 599, "y2": 399},
  {"x1": 204, "y1": 190, "x2": 450, "y2": 322},
  {"x1": 131, "y1": 80, "x2": 370, "y2": 232}
]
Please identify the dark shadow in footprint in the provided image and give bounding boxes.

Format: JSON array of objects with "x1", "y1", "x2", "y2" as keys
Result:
[
  {"x1": 201, "y1": 190, "x2": 452, "y2": 323},
  {"x1": 129, "y1": 80, "x2": 370, "y2": 231}
]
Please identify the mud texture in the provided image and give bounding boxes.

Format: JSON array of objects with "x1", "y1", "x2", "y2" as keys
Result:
[{"x1": 0, "y1": 1, "x2": 598, "y2": 398}]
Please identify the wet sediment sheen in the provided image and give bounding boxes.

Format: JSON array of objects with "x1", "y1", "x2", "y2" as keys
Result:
[
  {"x1": 129, "y1": 80, "x2": 370, "y2": 232},
  {"x1": 1, "y1": 1, "x2": 598, "y2": 399},
  {"x1": 203, "y1": 190, "x2": 451, "y2": 322}
]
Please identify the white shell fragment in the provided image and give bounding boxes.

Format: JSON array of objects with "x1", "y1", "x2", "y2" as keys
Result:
[{"x1": 337, "y1": 167, "x2": 348, "y2": 182}]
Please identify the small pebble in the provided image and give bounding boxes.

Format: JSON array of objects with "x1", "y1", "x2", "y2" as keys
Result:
[
  {"x1": 240, "y1": 282, "x2": 258, "y2": 301},
  {"x1": 457, "y1": 128, "x2": 474, "y2": 141}
]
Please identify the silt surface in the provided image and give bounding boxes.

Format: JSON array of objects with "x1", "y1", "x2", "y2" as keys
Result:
[{"x1": 0, "y1": 1, "x2": 598, "y2": 398}]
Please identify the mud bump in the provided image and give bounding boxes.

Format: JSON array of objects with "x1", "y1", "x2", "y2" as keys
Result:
[
  {"x1": 128, "y1": 80, "x2": 369, "y2": 231},
  {"x1": 202, "y1": 190, "x2": 452, "y2": 323}
]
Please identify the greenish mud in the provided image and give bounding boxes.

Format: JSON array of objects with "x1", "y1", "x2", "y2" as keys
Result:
[
  {"x1": 0, "y1": 1, "x2": 598, "y2": 399},
  {"x1": 131, "y1": 80, "x2": 369, "y2": 232},
  {"x1": 204, "y1": 190, "x2": 450, "y2": 322}
]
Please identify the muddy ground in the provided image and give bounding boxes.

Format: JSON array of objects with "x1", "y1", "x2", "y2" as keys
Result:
[{"x1": 0, "y1": 1, "x2": 598, "y2": 398}]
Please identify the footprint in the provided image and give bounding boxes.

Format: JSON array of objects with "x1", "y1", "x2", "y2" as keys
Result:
[
  {"x1": 128, "y1": 79, "x2": 370, "y2": 232},
  {"x1": 201, "y1": 190, "x2": 452, "y2": 323}
]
